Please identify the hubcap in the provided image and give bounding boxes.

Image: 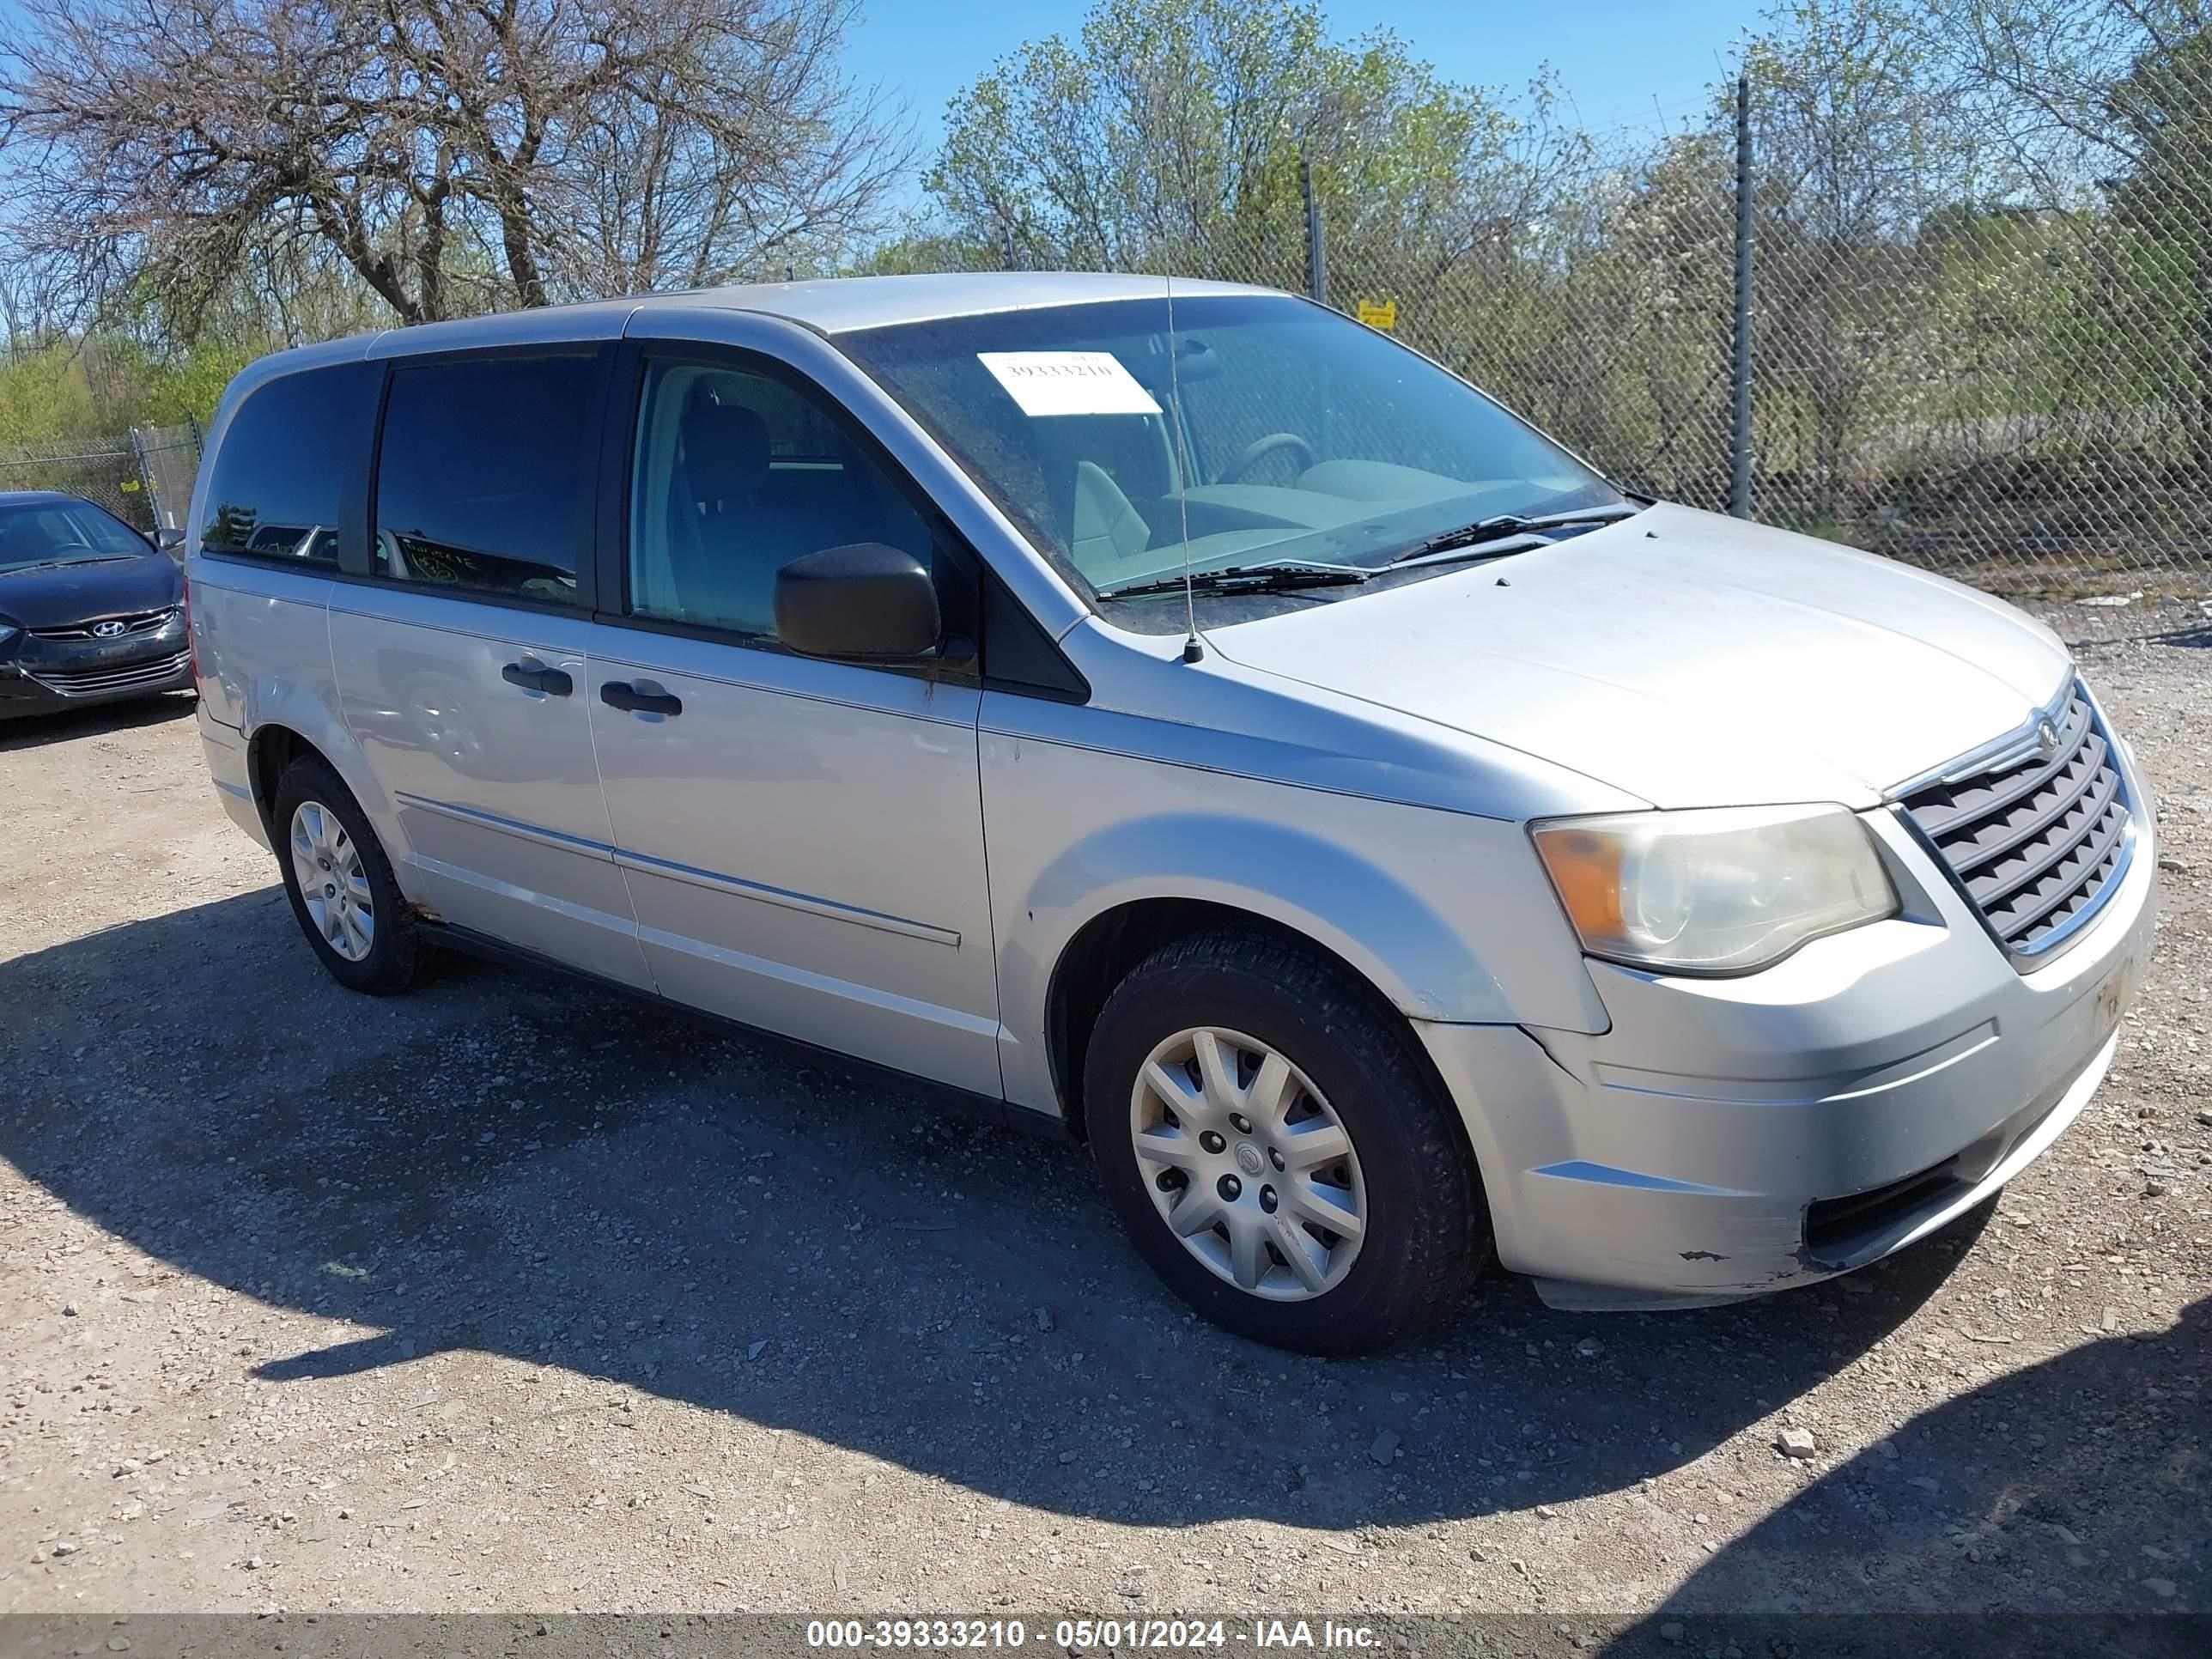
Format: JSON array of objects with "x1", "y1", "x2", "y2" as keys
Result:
[
  {"x1": 289, "y1": 801, "x2": 374, "y2": 963},
  {"x1": 1128, "y1": 1026, "x2": 1366, "y2": 1301}
]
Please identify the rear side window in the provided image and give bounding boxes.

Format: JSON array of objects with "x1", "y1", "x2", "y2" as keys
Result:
[
  {"x1": 201, "y1": 362, "x2": 376, "y2": 564},
  {"x1": 372, "y1": 352, "x2": 600, "y2": 603}
]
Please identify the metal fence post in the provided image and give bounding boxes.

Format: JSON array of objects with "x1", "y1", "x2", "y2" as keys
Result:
[
  {"x1": 126, "y1": 425, "x2": 159, "y2": 531},
  {"x1": 1302, "y1": 155, "x2": 1327, "y2": 307},
  {"x1": 1729, "y1": 73, "x2": 1754, "y2": 519}
]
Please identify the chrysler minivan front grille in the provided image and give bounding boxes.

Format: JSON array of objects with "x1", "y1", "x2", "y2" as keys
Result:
[{"x1": 1899, "y1": 684, "x2": 2130, "y2": 961}]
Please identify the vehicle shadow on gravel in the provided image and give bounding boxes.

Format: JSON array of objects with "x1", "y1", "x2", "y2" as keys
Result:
[
  {"x1": 1601, "y1": 1296, "x2": 2207, "y2": 1649},
  {"x1": 0, "y1": 692, "x2": 197, "y2": 751},
  {"x1": 0, "y1": 889, "x2": 1991, "y2": 1531}
]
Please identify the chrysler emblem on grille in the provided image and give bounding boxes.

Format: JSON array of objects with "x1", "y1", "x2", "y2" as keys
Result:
[
  {"x1": 2034, "y1": 716, "x2": 2062, "y2": 759},
  {"x1": 90, "y1": 619, "x2": 129, "y2": 639}
]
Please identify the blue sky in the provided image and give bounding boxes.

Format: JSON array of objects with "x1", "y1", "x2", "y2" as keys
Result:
[
  {"x1": 847, "y1": 0, "x2": 1770, "y2": 206},
  {"x1": 0, "y1": 0, "x2": 1769, "y2": 216}
]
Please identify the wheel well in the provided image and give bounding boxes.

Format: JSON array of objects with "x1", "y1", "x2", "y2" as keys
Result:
[
  {"x1": 1046, "y1": 899, "x2": 1403, "y2": 1137},
  {"x1": 246, "y1": 724, "x2": 317, "y2": 837}
]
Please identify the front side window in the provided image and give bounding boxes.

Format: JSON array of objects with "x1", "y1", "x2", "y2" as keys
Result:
[
  {"x1": 0, "y1": 498, "x2": 149, "y2": 571},
  {"x1": 836, "y1": 293, "x2": 1624, "y2": 615},
  {"x1": 627, "y1": 358, "x2": 931, "y2": 641},
  {"x1": 201, "y1": 362, "x2": 376, "y2": 565},
  {"x1": 373, "y1": 352, "x2": 599, "y2": 602}
]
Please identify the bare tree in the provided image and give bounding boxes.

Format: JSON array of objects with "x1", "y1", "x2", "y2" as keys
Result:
[
  {"x1": 0, "y1": 0, "x2": 910, "y2": 330},
  {"x1": 1927, "y1": 2, "x2": 2212, "y2": 465}
]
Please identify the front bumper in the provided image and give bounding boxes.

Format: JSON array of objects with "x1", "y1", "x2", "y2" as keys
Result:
[
  {"x1": 0, "y1": 615, "x2": 193, "y2": 719},
  {"x1": 1419, "y1": 757, "x2": 2159, "y2": 1310}
]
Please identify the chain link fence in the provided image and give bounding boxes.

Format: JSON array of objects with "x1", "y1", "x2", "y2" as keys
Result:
[
  {"x1": 896, "y1": 44, "x2": 2212, "y2": 630},
  {"x1": 0, "y1": 433, "x2": 145, "y2": 527},
  {"x1": 14, "y1": 27, "x2": 2212, "y2": 629},
  {"x1": 0, "y1": 421, "x2": 199, "y2": 536},
  {"x1": 131, "y1": 422, "x2": 203, "y2": 532}
]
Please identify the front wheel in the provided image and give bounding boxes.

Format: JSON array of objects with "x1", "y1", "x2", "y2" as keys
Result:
[{"x1": 1083, "y1": 929, "x2": 1490, "y2": 1353}]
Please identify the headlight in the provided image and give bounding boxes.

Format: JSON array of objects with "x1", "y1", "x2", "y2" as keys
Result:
[
  {"x1": 0, "y1": 622, "x2": 19, "y2": 647},
  {"x1": 1531, "y1": 804, "x2": 1899, "y2": 975}
]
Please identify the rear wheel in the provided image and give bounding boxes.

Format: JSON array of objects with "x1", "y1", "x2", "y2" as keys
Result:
[
  {"x1": 1083, "y1": 928, "x2": 1490, "y2": 1353},
  {"x1": 272, "y1": 756, "x2": 418, "y2": 995}
]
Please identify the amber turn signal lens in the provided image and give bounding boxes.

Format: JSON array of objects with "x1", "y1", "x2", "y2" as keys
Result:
[{"x1": 1529, "y1": 825, "x2": 1625, "y2": 939}]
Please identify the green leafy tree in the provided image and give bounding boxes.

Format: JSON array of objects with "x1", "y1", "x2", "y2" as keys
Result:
[
  {"x1": 1925, "y1": 2, "x2": 2212, "y2": 472},
  {"x1": 924, "y1": 0, "x2": 1584, "y2": 292},
  {"x1": 0, "y1": 340, "x2": 100, "y2": 441}
]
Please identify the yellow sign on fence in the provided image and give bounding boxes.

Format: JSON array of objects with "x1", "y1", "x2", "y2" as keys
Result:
[{"x1": 1356, "y1": 298, "x2": 1397, "y2": 331}]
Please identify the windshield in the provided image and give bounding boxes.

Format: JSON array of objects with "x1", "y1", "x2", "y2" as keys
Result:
[
  {"x1": 836, "y1": 292, "x2": 1624, "y2": 609},
  {"x1": 0, "y1": 498, "x2": 149, "y2": 572}
]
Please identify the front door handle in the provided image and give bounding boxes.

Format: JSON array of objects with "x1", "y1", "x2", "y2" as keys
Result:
[
  {"x1": 600, "y1": 680, "x2": 683, "y2": 716},
  {"x1": 501, "y1": 662, "x2": 573, "y2": 696}
]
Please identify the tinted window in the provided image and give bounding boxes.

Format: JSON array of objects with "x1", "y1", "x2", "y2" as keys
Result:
[
  {"x1": 628, "y1": 359, "x2": 931, "y2": 641},
  {"x1": 374, "y1": 352, "x2": 599, "y2": 602},
  {"x1": 201, "y1": 362, "x2": 376, "y2": 564}
]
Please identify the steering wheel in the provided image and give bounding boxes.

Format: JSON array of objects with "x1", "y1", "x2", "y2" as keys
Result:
[{"x1": 1215, "y1": 431, "x2": 1316, "y2": 485}]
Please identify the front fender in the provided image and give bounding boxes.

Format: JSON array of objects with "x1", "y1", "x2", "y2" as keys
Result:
[
  {"x1": 983, "y1": 729, "x2": 1608, "y2": 1115},
  {"x1": 1028, "y1": 812, "x2": 1506, "y2": 1025}
]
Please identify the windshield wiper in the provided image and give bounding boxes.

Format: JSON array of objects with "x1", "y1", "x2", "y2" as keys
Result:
[
  {"x1": 1387, "y1": 503, "x2": 1644, "y2": 568},
  {"x1": 1101, "y1": 562, "x2": 1370, "y2": 600},
  {"x1": 1, "y1": 556, "x2": 132, "y2": 575}
]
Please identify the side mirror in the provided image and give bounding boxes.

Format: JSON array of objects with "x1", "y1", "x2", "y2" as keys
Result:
[
  {"x1": 774, "y1": 543, "x2": 942, "y2": 662},
  {"x1": 153, "y1": 526, "x2": 186, "y2": 556}
]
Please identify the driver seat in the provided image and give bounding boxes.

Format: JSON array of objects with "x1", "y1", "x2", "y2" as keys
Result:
[{"x1": 1071, "y1": 461, "x2": 1151, "y2": 568}]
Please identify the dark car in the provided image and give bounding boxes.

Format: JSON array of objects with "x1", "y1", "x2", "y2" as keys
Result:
[{"x1": 0, "y1": 490, "x2": 193, "y2": 720}]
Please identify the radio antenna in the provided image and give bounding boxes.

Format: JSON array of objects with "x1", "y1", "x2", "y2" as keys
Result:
[{"x1": 1163, "y1": 270, "x2": 1202, "y2": 664}]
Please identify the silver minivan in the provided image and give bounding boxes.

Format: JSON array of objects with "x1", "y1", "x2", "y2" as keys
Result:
[{"x1": 187, "y1": 274, "x2": 2157, "y2": 1352}]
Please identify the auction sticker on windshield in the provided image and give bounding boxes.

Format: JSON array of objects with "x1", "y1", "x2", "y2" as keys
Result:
[{"x1": 977, "y1": 350, "x2": 1162, "y2": 417}]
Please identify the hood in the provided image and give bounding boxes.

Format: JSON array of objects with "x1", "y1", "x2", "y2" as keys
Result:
[
  {"x1": 1205, "y1": 503, "x2": 2071, "y2": 810},
  {"x1": 0, "y1": 550, "x2": 181, "y2": 631}
]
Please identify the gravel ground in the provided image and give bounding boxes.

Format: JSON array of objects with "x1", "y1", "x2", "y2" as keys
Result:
[{"x1": 0, "y1": 612, "x2": 2205, "y2": 1631}]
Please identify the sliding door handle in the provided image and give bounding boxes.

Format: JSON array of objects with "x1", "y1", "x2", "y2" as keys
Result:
[
  {"x1": 501, "y1": 662, "x2": 574, "y2": 696},
  {"x1": 600, "y1": 680, "x2": 683, "y2": 716}
]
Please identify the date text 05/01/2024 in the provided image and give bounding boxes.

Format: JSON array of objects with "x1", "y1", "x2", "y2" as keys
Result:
[
  {"x1": 804, "y1": 1620, "x2": 1381, "y2": 1650},
  {"x1": 1059, "y1": 1623, "x2": 1379, "y2": 1650}
]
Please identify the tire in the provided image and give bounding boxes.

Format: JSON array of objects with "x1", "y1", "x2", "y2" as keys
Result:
[
  {"x1": 271, "y1": 755, "x2": 419, "y2": 995},
  {"x1": 1083, "y1": 928, "x2": 1491, "y2": 1354}
]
